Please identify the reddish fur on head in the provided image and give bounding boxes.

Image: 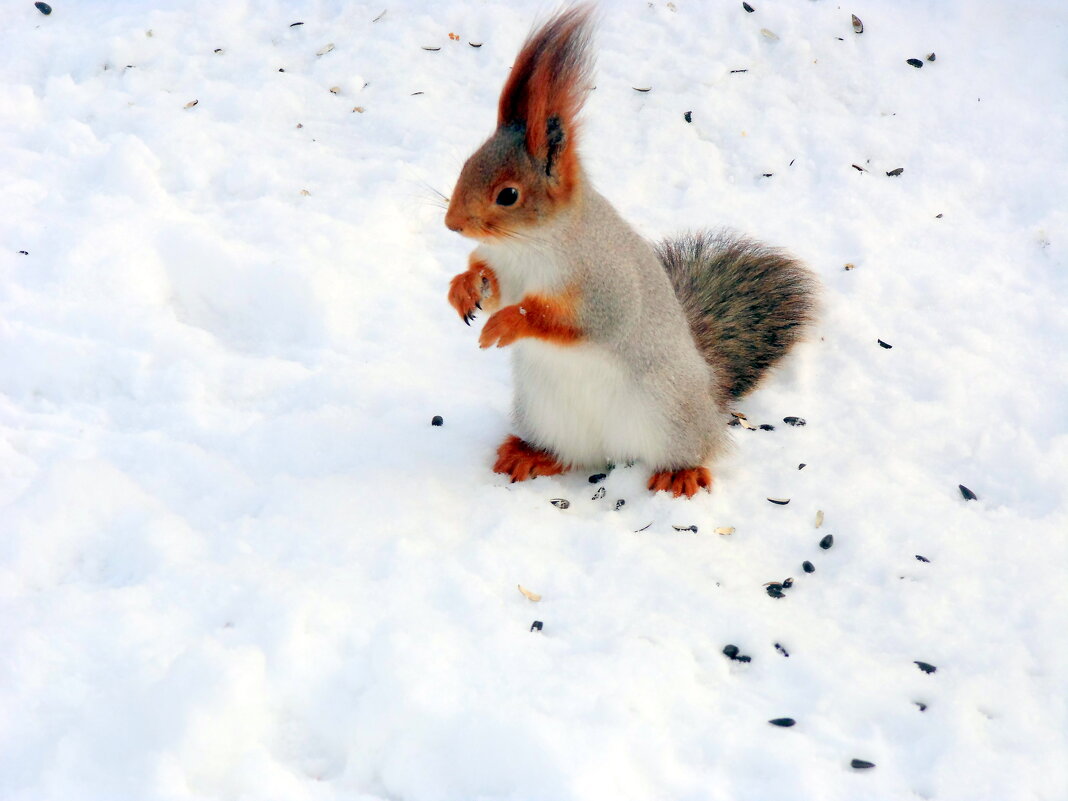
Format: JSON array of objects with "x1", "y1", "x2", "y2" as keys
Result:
[{"x1": 444, "y1": 5, "x2": 595, "y2": 239}]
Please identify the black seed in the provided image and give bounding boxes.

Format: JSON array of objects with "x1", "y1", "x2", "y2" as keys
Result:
[
  {"x1": 588, "y1": 473, "x2": 607, "y2": 484},
  {"x1": 765, "y1": 582, "x2": 784, "y2": 592},
  {"x1": 907, "y1": 58, "x2": 923, "y2": 68},
  {"x1": 684, "y1": 110, "x2": 692, "y2": 123},
  {"x1": 736, "y1": 654, "x2": 752, "y2": 663},
  {"x1": 769, "y1": 717, "x2": 795, "y2": 727},
  {"x1": 915, "y1": 701, "x2": 928, "y2": 711},
  {"x1": 743, "y1": 1, "x2": 755, "y2": 12},
  {"x1": 886, "y1": 167, "x2": 904, "y2": 176},
  {"x1": 775, "y1": 642, "x2": 790, "y2": 657},
  {"x1": 819, "y1": 534, "x2": 834, "y2": 550},
  {"x1": 915, "y1": 661, "x2": 937, "y2": 674},
  {"x1": 530, "y1": 620, "x2": 543, "y2": 632},
  {"x1": 783, "y1": 416, "x2": 806, "y2": 426},
  {"x1": 35, "y1": 2, "x2": 52, "y2": 14},
  {"x1": 851, "y1": 759, "x2": 876, "y2": 769},
  {"x1": 926, "y1": 52, "x2": 936, "y2": 61},
  {"x1": 214, "y1": 48, "x2": 223, "y2": 53},
  {"x1": 591, "y1": 487, "x2": 606, "y2": 500},
  {"x1": 723, "y1": 644, "x2": 740, "y2": 659},
  {"x1": 614, "y1": 499, "x2": 626, "y2": 511},
  {"x1": 959, "y1": 484, "x2": 978, "y2": 501},
  {"x1": 289, "y1": 21, "x2": 304, "y2": 27},
  {"x1": 431, "y1": 415, "x2": 443, "y2": 426},
  {"x1": 759, "y1": 424, "x2": 775, "y2": 430},
  {"x1": 762, "y1": 173, "x2": 774, "y2": 178},
  {"x1": 767, "y1": 588, "x2": 785, "y2": 599},
  {"x1": 549, "y1": 498, "x2": 570, "y2": 509},
  {"x1": 798, "y1": 463, "x2": 807, "y2": 470},
  {"x1": 936, "y1": 213, "x2": 944, "y2": 218},
  {"x1": 878, "y1": 339, "x2": 893, "y2": 348},
  {"x1": 915, "y1": 554, "x2": 930, "y2": 563},
  {"x1": 767, "y1": 498, "x2": 790, "y2": 505},
  {"x1": 802, "y1": 560, "x2": 815, "y2": 573},
  {"x1": 278, "y1": 68, "x2": 285, "y2": 72},
  {"x1": 782, "y1": 577, "x2": 793, "y2": 589}
]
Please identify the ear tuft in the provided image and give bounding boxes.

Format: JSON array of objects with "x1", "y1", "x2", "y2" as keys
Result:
[{"x1": 497, "y1": 5, "x2": 595, "y2": 177}]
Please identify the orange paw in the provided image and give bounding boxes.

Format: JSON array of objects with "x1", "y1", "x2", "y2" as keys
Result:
[
  {"x1": 647, "y1": 467, "x2": 712, "y2": 498},
  {"x1": 448, "y1": 262, "x2": 499, "y2": 325},
  {"x1": 479, "y1": 305, "x2": 528, "y2": 348},
  {"x1": 493, "y1": 435, "x2": 569, "y2": 482}
]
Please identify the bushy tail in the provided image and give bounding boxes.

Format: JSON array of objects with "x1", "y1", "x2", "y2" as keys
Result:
[{"x1": 656, "y1": 231, "x2": 817, "y2": 399}]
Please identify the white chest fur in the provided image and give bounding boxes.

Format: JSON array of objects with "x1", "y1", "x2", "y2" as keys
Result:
[{"x1": 476, "y1": 238, "x2": 565, "y2": 304}]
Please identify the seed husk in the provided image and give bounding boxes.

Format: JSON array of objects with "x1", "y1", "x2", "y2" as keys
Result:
[
  {"x1": 421, "y1": 46, "x2": 440, "y2": 51},
  {"x1": 878, "y1": 339, "x2": 893, "y2": 349},
  {"x1": 851, "y1": 14, "x2": 863, "y2": 33},
  {"x1": 518, "y1": 584, "x2": 541, "y2": 602},
  {"x1": 767, "y1": 587, "x2": 785, "y2": 598},
  {"x1": 633, "y1": 87, "x2": 652, "y2": 92},
  {"x1": 715, "y1": 526, "x2": 735, "y2": 535},
  {"x1": 886, "y1": 167, "x2": 904, "y2": 176},
  {"x1": 927, "y1": 52, "x2": 936, "y2": 61},
  {"x1": 530, "y1": 620, "x2": 543, "y2": 632},
  {"x1": 469, "y1": 42, "x2": 483, "y2": 48},
  {"x1": 759, "y1": 423, "x2": 775, "y2": 431},
  {"x1": 318, "y1": 43, "x2": 336, "y2": 56},
  {"x1": 591, "y1": 487, "x2": 606, "y2": 500},
  {"x1": 184, "y1": 99, "x2": 199, "y2": 108},
  {"x1": 767, "y1": 497, "x2": 790, "y2": 505},
  {"x1": 815, "y1": 510, "x2": 824, "y2": 528},
  {"x1": 672, "y1": 524, "x2": 698, "y2": 533},
  {"x1": 743, "y1": 2, "x2": 755, "y2": 12},
  {"x1": 915, "y1": 661, "x2": 937, "y2": 674},
  {"x1": 783, "y1": 416, "x2": 806, "y2": 426},
  {"x1": 614, "y1": 499, "x2": 626, "y2": 510},
  {"x1": 549, "y1": 498, "x2": 570, "y2": 509},
  {"x1": 915, "y1": 554, "x2": 930, "y2": 563},
  {"x1": 959, "y1": 484, "x2": 978, "y2": 501}
]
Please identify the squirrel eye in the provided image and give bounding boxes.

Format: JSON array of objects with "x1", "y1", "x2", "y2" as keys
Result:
[{"x1": 495, "y1": 187, "x2": 519, "y2": 206}]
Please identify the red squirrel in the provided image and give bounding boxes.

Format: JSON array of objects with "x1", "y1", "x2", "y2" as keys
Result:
[{"x1": 445, "y1": 6, "x2": 816, "y2": 498}]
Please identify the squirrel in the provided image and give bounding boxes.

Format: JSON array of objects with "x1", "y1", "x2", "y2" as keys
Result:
[{"x1": 444, "y1": 5, "x2": 816, "y2": 498}]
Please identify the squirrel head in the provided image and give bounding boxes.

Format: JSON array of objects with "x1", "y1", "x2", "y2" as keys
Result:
[{"x1": 445, "y1": 5, "x2": 595, "y2": 240}]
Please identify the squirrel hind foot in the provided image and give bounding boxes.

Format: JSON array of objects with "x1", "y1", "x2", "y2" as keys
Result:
[
  {"x1": 493, "y1": 435, "x2": 570, "y2": 482},
  {"x1": 647, "y1": 467, "x2": 712, "y2": 498}
]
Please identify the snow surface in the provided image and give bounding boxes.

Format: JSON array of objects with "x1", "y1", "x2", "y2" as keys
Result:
[{"x1": 2, "y1": 1, "x2": 1067, "y2": 800}]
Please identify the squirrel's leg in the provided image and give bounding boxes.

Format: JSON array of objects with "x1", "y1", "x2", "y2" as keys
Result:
[
  {"x1": 479, "y1": 291, "x2": 582, "y2": 349},
  {"x1": 448, "y1": 255, "x2": 500, "y2": 325},
  {"x1": 647, "y1": 467, "x2": 713, "y2": 498},
  {"x1": 493, "y1": 435, "x2": 570, "y2": 482}
]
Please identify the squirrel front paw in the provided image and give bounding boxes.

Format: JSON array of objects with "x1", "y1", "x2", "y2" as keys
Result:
[
  {"x1": 448, "y1": 270, "x2": 486, "y2": 325},
  {"x1": 479, "y1": 305, "x2": 529, "y2": 348}
]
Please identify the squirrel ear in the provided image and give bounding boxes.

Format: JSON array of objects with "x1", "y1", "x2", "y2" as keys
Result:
[{"x1": 497, "y1": 5, "x2": 595, "y2": 181}]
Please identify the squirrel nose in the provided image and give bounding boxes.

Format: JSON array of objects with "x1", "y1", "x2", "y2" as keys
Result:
[{"x1": 444, "y1": 210, "x2": 463, "y2": 232}]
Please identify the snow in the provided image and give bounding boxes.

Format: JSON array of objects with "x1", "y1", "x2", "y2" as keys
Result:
[{"x1": 1, "y1": 1, "x2": 1066, "y2": 800}]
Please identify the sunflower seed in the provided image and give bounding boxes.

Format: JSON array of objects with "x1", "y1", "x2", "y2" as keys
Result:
[
  {"x1": 907, "y1": 58, "x2": 923, "y2": 68},
  {"x1": 959, "y1": 484, "x2": 978, "y2": 501},
  {"x1": 530, "y1": 620, "x2": 543, "y2": 632},
  {"x1": 588, "y1": 473, "x2": 607, "y2": 484},
  {"x1": 927, "y1": 52, "x2": 936, "y2": 62},
  {"x1": 802, "y1": 560, "x2": 815, "y2": 573},
  {"x1": 782, "y1": 578, "x2": 793, "y2": 589},
  {"x1": 915, "y1": 554, "x2": 930, "y2": 562},
  {"x1": 819, "y1": 534, "x2": 834, "y2": 550},
  {"x1": 684, "y1": 110, "x2": 692, "y2": 123},
  {"x1": 592, "y1": 487, "x2": 606, "y2": 500},
  {"x1": 783, "y1": 416, "x2": 806, "y2": 426},
  {"x1": 743, "y1": 1, "x2": 755, "y2": 11},
  {"x1": 878, "y1": 339, "x2": 893, "y2": 348},
  {"x1": 915, "y1": 661, "x2": 937, "y2": 674},
  {"x1": 767, "y1": 587, "x2": 785, "y2": 598},
  {"x1": 431, "y1": 415, "x2": 443, "y2": 426},
  {"x1": 722, "y1": 644, "x2": 740, "y2": 658},
  {"x1": 851, "y1": 759, "x2": 876, "y2": 769},
  {"x1": 35, "y1": 2, "x2": 52, "y2": 14},
  {"x1": 769, "y1": 717, "x2": 795, "y2": 727},
  {"x1": 672, "y1": 524, "x2": 698, "y2": 533}
]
